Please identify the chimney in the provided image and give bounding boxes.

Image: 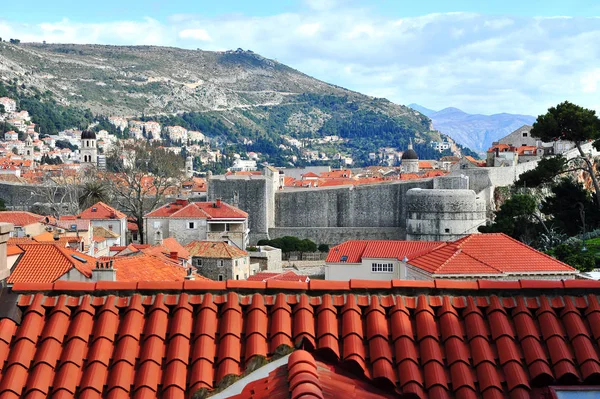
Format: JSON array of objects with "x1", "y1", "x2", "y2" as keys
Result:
[
  {"x1": 92, "y1": 259, "x2": 116, "y2": 281},
  {"x1": 215, "y1": 198, "x2": 222, "y2": 208},
  {"x1": 170, "y1": 251, "x2": 178, "y2": 260},
  {"x1": 0, "y1": 223, "x2": 14, "y2": 281},
  {"x1": 184, "y1": 267, "x2": 195, "y2": 280}
]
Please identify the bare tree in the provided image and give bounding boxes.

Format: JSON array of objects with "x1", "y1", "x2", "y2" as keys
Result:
[
  {"x1": 102, "y1": 141, "x2": 184, "y2": 244},
  {"x1": 32, "y1": 173, "x2": 82, "y2": 217}
]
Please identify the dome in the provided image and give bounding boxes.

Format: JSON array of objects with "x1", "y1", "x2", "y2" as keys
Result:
[
  {"x1": 401, "y1": 148, "x2": 418, "y2": 160},
  {"x1": 81, "y1": 130, "x2": 96, "y2": 140}
]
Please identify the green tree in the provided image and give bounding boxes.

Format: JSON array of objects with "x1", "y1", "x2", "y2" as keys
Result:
[
  {"x1": 479, "y1": 193, "x2": 540, "y2": 243},
  {"x1": 0, "y1": 198, "x2": 6, "y2": 211},
  {"x1": 515, "y1": 155, "x2": 567, "y2": 188},
  {"x1": 318, "y1": 244, "x2": 329, "y2": 253},
  {"x1": 531, "y1": 101, "x2": 600, "y2": 206},
  {"x1": 541, "y1": 178, "x2": 599, "y2": 236},
  {"x1": 549, "y1": 243, "x2": 595, "y2": 272},
  {"x1": 79, "y1": 178, "x2": 110, "y2": 210}
]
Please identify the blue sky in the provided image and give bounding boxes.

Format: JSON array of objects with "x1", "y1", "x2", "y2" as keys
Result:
[{"x1": 1, "y1": 0, "x2": 599, "y2": 115}]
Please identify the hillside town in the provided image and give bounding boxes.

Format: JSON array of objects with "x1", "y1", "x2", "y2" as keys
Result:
[{"x1": 1, "y1": 0, "x2": 600, "y2": 397}]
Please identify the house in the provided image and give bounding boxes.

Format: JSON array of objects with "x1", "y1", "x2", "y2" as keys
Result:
[
  {"x1": 7, "y1": 243, "x2": 97, "y2": 284},
  {"x1": 0, "y1": 211, "x2": 46, "y2": 238},
  {"x1": 144, "y1": 199, "x2": 249, "y2": 249},
  {"x1": 76, "y1": 202, "x2": 128, "y2": 245},
  {"x1": 185, "y1": 240, "x2": 254, "y2": 281},
  {"x1": 247, "y1": 270, "x2": 309, "y2": 282},
  {"x1": 5, "y1": 279, "x2": 600, "y2": 398},
  {"x1": 3, "y1": 131, "x2": 18, "y2": 141},
  {"x1": 326, "y1": 233, "x2": 578, "y2": 281}
]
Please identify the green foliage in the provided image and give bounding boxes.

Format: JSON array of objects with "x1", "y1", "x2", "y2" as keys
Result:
[
  {"x1": 0, "y1": 198, "x2": 6, "y2": 211},
  {"x1": 548, "y1": 243, "x2": 596, "y2": 272},
  {"x1": 40, "y1": 154, "x2": 63, "y2": 165},
  {"x1": 0, "y1": 104, "x2": 5, "y2": 114},
  {"x1": 257, "y1": 236, "x2": 317, "y2": 253},
  {"x1": 9, "y1": 39, "x2": 20, "y2": 44},
  {"x1": 515, "y1": 155, "x2": 567, "y2": 188},
  {"x1": 317, "y1": 244, "x2": 330, "y2": 253},
  {"x1": 532, "y1": 101, "x2": 600, "y2": 144},
  {"x1": 93, "y1": 115, "x2": 124, "y2": 138},
  {"x1": 55, "y1": 140, "x2": 78, "y2": 151},
  {"x1": 479, "y1": 193, "x2": 540, "y2": 241},
  {"x1": 541, "y1": 178, "x2": 599, "y2": 236}
]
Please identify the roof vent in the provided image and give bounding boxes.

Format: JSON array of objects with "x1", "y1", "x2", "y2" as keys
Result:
[
  {"x1": 340, "y1": 255, "x2": 348, "y2": 262},
  {"x1": 92, "y1": 207, "x2": 97, "y2": 212}
]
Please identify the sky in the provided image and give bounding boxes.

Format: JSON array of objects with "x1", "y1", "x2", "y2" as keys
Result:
[{"x1": 1, "y1": 0, "x2": 599, "y2": 116}]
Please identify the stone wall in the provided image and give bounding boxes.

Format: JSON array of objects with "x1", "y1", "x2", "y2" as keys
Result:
[
  {"x1": 208, "y1": 176, "x2": 270, "y2": 240},
  {"x1": 406, "y1": 189, "x2": 487, "y2": 241},
  {"x1": 275, "y1": 179, "x2": 433, "y2": 228}
]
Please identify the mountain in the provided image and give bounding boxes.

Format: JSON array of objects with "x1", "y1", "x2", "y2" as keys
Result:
[
  {"x1": 407, "y1": 103, "x2": 436, "y2": 117},
  {"x1": 409, "y1": 104, "x2": 536, "y2": 153},
  {"x1": 0, "y1": 43, "x2": 456, "y2": 163}
]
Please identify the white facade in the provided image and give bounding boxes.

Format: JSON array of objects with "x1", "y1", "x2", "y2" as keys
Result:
[
  {"x1": 231, "y1": 159, "x2": 257, "y2": 172},
  {"x1": 326, "y1": 258, "x2": 404, "y2": 281}
]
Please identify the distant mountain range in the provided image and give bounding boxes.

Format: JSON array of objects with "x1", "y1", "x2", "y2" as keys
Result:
[{"x1": 409, "y1": 104, "x2": 536, "y2": 153}]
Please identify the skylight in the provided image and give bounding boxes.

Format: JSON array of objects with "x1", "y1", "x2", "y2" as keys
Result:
[
  {"x1": 71, "y1": 255, "x2": 88, "y2": 263},
  {"x1": 340, "y1": 255, "x2": 348, "y2": 262}
]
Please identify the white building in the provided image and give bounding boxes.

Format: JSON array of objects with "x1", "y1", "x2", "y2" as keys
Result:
[
  {"x1": 231, "y1": 158, "x2": 257, "y2": 172},
  {"x1": 0, "y1": 98, "x2": 17, "y2": 113}
]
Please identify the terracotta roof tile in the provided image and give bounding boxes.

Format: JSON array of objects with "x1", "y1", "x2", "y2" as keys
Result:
[
  {"x1": 77, "y1": 201, "x2": 126, "y2": 220},
  {"x1": 6, "y1": 281, "x2": 600, "y2": 397},
  {"x1": 326, "y1": 240, "x2": 442, "y2": 263},
  {"x1": 247, "y1": 271, "x2": 310, "y2": 282},
  {"x1": 0, "y1": 211, "x2": 44, "y2": 227},
  {"x1": 111, "y1": 253, "x2": 202, "y2": 282},
  {"x1": 145, "y1": 199, "x2": 248, "y2": 219},
  {"x1": 185, "y1": 240, "x2": 248, "y2": 259},
  {"x1": 7, "y1": 244, "x2": 95, "y2": 284}
]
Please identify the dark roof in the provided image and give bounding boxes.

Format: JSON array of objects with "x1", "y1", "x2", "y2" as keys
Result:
[
  {"x1": 81, "y1": 130, "x2": 96, "y2": 139},
  {"x1": 401, "y1": 148, "x2": 418, "y2": 160},
  {"x1": 4, "y1": 279, "x2": 600, "y2": 398}
]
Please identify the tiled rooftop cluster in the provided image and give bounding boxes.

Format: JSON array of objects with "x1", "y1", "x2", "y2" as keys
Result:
[{"x1": 2, "y1": 279, "x2": 600, "y2": 398}]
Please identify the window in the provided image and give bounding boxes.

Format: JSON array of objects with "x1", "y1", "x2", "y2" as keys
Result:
[
  {"x1": 444, "y1": 228, "x2": 450, "y2": 233},
  {"x1": 108, "y1": 224, "x2": 113, "y2": 231},
  {"x1": 236, "y1": 275, "x2": 239, "y2": 280},
  {"x1": 217, "y1": 260, "x2": 224, "y2": 267},
  {"x1": 188, "y1": 222, "x2": 195, "y2": 229},
  {"x1": 218, "y1": 274, "x2": 224, "y2": 281},
  {"x1": 225, "y1": 224, "x2": 230, "y2": 232},
  {"x1": 522, "y1": 132, "x2": 528, "y2": 137},
  {"x1": 153, "y1": 221, "x2": 160, "y2": 228},
  {"x1": 371, "y1": 263, "x2": 394, "y2": 273},
  {"x1": 194, "y1": 258, "x2": 202, "y2": 267}
]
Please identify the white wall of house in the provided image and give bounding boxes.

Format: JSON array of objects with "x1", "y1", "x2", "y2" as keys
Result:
[
  {"x1": 57, "y1": 268, "x2": 90, "y2": 282},
  {"x1": 326, "y1": 258, "x2": 402, "y2": 281},
  {"x1": 89, "y1": 219, "x2": 127, "y2": 246}
]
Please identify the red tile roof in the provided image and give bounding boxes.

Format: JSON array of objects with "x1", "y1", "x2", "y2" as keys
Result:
[
  {"x1": 0, "y1": 211, "x2": 44, "y2": 227},
  {"x1": 185, "y1": 240, "x2": 248, "y2": 258},
  {"x1": 111, "y1": 253, "x2": 199, "y2": 282},
  {"x1": 7, "y1": 244, "x2": 95, "y2": 284},
  {"x1": 247, "y1": 271, "x2": 309, "y2": 282},
  {"x1": 7, "y1": 280, "x2": 600, "y2": 398},
  {"x1": 77, "y1": 201, "x2": 126, "y2": 220},
  {"x1": 409, "y1": 233, "x2": 575, "y2": 275},
  {"x1": 145, "y1": 199, "x2": 248, "y2": 219},
  {"x1": 6, "y1": 245, "x2": 23, "y2": 256},
  {"x1": 326, "y1": 240, "x2": 442, "y2": 263},
  {"x1": 228, "y1": 350, "x2": 397, "y2": 399}
]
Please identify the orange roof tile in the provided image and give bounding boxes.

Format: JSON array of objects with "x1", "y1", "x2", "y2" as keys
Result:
[
  {"x1": 146, "y1": 200, "x2": 248, "y2": 219},
  {"x1": 409, "y1": 233, "x2": 575, "y2": 275},
  {"x1": 185, "y1": 241, "x2": 248, "y2": 259},
  {"x1": 247, "y1": 271, "x2": 309, "y2": 282},
  {"x1": 8, "y1": 244, "x2": 95, "y2": 283},
  {"x1": 0, "y1": 211, "x2": 44, "y2": 227},
  {"x1": 8, "y1": 280, "x2": 600, "y2": 397},
  {"x1": 77, "y1": 201, "x2": 126, "y2": 220},
  {"x1": 6, "y1": 245, "x2": 23, "y2": 256},
  {"x1": 326, "y1": 240, "x2": 442, "y2": 263},
  {"x1": 418, "y1": 161, "x2": 433, "y2": 169},
  {"x1": 112, "y1": 253, "x2": 207, "y2": 282}
]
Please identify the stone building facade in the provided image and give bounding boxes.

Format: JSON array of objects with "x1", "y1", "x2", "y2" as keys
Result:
[{"x1": 185, "y1": 240, "x2": 254, "y2": 281}]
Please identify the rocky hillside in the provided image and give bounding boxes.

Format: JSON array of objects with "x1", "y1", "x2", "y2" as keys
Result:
[
  {"x1": 0, "y1": 43, "x2": 450, "y2": 150},
  {"x1": 409, "y1": 104, "x2": 535, "y2": 153}
]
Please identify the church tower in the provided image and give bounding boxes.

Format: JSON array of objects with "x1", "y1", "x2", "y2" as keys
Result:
[
  {"x1": 185, "y1": 156, "x2": 194, "y2": 178},
  {"x1": 401, "y1": 139, "x2": 419, "y2": 173},
  {"x1": 80, "y1": 130, "x2": 98, "y2": 167},
  {"x1": 23, "y1": 134, "x2": 34, "y2": 162}
]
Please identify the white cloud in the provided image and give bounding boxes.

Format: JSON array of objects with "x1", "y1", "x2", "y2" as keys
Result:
[
  {"x1": 2, "y1": 8, "x2": 599, "y2": 116},
  {"x1": 179, "y1": 28, "x2": 212, "y2": 41}
]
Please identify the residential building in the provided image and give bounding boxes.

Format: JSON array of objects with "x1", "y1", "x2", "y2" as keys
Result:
[
  {"x1": 76, "y1": 202, "x2": 128, "y2": 246},
  {"x1": 144, "y1": 199, "x2": 249, "y2": 249},
  {"x1": 0, "y1": 211, "x2": 46, "y2": 237},
  {"x1": 231, "y1": 158, "x2": 257, "y2": 172},
  {"x1": 3, "y1": 131, "x2": 18, "y2": 141},
  {"x1": 326, "y1": 233, "x2": 578, "y2": 281},
  {"x1": 186, "y1": 240, "x2": 253, "y2": 281},
  {"x1": 0, "y1": 97, "x2": 17, "y2": 113},
  {"x1": 4, "y1": 279, "x2": 600, "y2": 397}
]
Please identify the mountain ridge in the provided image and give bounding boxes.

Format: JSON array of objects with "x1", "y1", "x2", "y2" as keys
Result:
[{"x1": 409, "y1": 104, "x2": 536, "y2": 153}]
